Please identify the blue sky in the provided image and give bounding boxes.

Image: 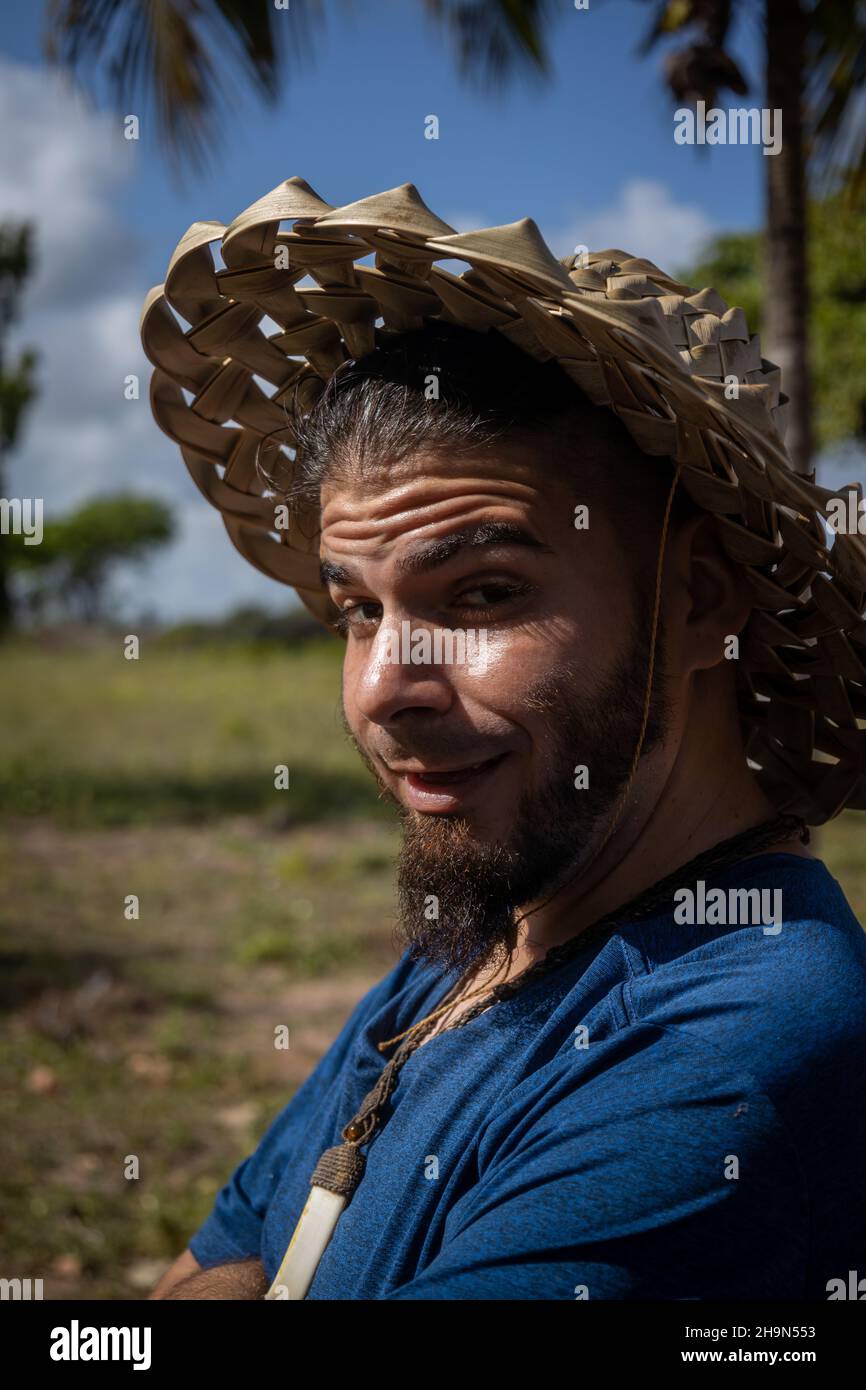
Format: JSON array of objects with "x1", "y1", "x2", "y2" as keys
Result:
[{"x1": 1, "y1": 0, "x2": 792, "y2": 621}]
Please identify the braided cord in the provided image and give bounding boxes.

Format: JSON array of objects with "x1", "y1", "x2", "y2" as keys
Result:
[{"x1": 332, "y1": 809, "x2": 807, "y2": 1195}]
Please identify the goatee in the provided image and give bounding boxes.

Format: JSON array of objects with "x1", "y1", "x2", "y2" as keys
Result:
[{"x1": 345, "y1": 607, "x2": 668, "y2": 976}]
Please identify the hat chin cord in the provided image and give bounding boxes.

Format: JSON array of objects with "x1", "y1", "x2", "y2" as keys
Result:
[{"x1": 515, "y1": 459, "x2": 686, "y2": 938}]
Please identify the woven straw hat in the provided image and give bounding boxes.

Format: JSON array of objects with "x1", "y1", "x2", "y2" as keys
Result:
[{"x1": 140, "y1": 176, "x2": 866, "y2": 825}]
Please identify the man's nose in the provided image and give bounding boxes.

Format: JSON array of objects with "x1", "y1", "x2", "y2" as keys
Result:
[{"x1": 351, "y1": 619, "x2": 454, "y2": 726}]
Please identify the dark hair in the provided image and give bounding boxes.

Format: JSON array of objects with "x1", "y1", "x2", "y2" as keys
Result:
[{"x1": 278, "y1": 320, "x2": 697, "y2": 567}]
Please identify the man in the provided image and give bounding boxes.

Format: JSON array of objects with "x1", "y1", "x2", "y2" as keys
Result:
[{"x1": 142, "y1": 179, "x2": 866, "y2": 1299}]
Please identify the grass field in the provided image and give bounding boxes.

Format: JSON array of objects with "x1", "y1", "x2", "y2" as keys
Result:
[
  {"x1": 1, "y1": 632, "x2": 865, "y2": 1299},
  {"x1": 0, "y1": 632, "x2": 400, "y2": 1299}
]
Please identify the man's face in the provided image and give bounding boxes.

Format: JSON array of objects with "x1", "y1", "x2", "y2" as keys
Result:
[{"x1": 319, "y1": 439, "x2": 667, "y2": 972}]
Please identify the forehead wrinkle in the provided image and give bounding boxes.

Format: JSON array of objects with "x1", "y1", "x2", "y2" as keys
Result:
[
  {"x1": 319, "y1": 521, "x2": 552, "y2": 590},
  {"x1": 320, "y1": 463, "x2": 546, "y2": 527}
]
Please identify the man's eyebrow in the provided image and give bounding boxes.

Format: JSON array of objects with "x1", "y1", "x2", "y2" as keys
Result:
[{"x1": 319, "y1": 522, "x2": 552, "y2": 589}]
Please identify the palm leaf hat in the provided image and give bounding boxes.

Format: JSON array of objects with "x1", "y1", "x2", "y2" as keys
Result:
[{"x1": 140, "y1": 177, "x2": 866, "y2": 826}]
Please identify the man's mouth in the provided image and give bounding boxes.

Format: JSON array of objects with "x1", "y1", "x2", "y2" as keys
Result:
[{"x1": 387, "y1": 753, "x2": 510, "y2": 813}]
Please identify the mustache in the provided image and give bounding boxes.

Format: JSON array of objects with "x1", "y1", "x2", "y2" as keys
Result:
[{"x1": 337, "y1": 699, "x2": 510, "y2": 773}]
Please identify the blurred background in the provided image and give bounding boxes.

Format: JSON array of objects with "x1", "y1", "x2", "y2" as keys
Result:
[{"x1": 1, "y1": 0, "x2": 865, "y2": 1299}]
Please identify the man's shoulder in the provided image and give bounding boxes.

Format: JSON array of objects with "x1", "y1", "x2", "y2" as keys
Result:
[
  {"x1": 622, "y1": 853, "x2": 866, "y2": 1115},
  {"x1": 483, "y1": 855, "x2": 866, "y2": 1196},
  {"x1": 631, "y1": 853, "x2": 866, "y2": 1005}
]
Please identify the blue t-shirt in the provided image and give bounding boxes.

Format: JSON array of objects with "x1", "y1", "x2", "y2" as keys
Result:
[{"x1": 189, "y1": 853, "x2": 866, "y2": 1299}]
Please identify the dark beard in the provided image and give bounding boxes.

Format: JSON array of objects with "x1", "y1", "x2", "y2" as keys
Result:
[{"x1": 344, "y1": 603, "x2": 669, "y2": 975}]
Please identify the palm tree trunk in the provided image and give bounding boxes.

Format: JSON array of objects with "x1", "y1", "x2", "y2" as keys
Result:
[
  {"x1": 0, "y1": 536, "x2": 12, "y2": 634},
  {"x1": 764, "y1": 0, "x2": 813, "y2": 475}
]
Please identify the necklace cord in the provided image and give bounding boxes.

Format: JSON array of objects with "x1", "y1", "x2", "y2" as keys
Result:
[{"x1": 321, "y1": 467, "x2": 808, "y2": 1189}]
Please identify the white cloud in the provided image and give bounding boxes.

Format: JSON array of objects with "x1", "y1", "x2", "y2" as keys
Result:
[
  {"x1": 0, "y1": 56, "x2": 134, "y2": 308},
  {"x1": 443, "y1": 182, "x2": 716, "y2": 278},
  {"x1": 552, "y1": 178, "x2": 716, "y2": 276},
  {"x1": 2, "y1": 56, "x2": 290, "y2": 623}
]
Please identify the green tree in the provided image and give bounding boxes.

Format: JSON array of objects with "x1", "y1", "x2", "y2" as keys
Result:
[
  {"x1": 639, "y1": 0, "x2": 866, "y2": 474},
  {"x1": 7, "y1": 492, "x2": 175, "y2": 623},
  {"x1": 681, "y1": 195, "x2": 866, "y2": 451},
  {"x1": 0, "y1": 223, "x2": 39, "y2": 633}
]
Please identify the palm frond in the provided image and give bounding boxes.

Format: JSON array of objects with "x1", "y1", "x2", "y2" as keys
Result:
[
  {"x1": 44, "y1": 0, "x2": 322, "y2": 168},
  {"x1": 636, "y1": 0, "x2": 747, "y2": 106},
  {"x1": 807, "y1": 0, "x2": 866, "y2": 201},
  {"x1": 422, "y1": 0, "x2": 552, "y2": 86}
]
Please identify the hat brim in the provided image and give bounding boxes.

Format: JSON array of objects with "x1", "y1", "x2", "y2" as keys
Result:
[{"x1": 141, "y1": 177, "x2": 866, "y2": 825}]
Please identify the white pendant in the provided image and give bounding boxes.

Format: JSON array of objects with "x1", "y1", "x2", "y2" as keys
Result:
[{"x1": 264, "y1": 1185, "x2": 347, "y2": 1300}]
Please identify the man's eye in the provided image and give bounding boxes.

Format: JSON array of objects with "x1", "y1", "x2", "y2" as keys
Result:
[
  {"x1": 454, "y1": 582, "x2": 532, "y2": 610},
  {"x1": 329, "y1": 582, "x2": 532, "y2": 637},
  {"x1": 331, "y1": 601, "x2": 381, "y2": 636}
]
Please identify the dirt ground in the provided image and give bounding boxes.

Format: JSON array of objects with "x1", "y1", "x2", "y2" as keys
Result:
[{"x1": 0, "y1": 814, "x2": 400, "y2": 1300}]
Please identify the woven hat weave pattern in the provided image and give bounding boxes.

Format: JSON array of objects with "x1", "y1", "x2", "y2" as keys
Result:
[{"x1": 140, "y1": 177, "x2": 866, "y2": 825}]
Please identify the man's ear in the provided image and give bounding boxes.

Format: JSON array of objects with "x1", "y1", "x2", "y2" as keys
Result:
[{"x1": 672, "y1": 512, "x2": 753, "y2": 675}]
